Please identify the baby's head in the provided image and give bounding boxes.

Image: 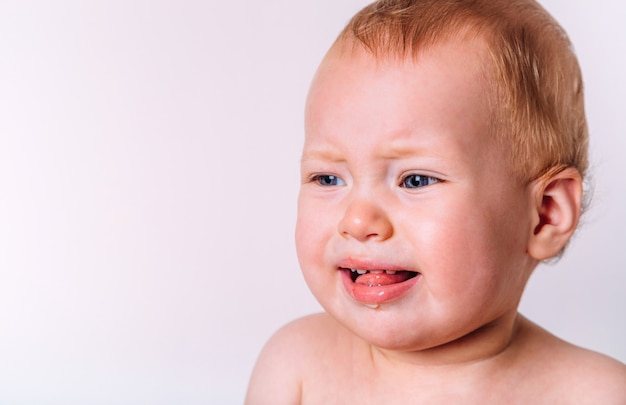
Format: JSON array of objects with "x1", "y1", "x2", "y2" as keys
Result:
[
  {"x1": 335, "y1": 0, "x2": 588, "y2": 186},
  {"x1": 297, "y1": 0, "x2": 585, "y2": 353}
]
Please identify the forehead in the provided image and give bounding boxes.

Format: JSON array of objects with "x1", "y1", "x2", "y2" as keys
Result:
[{"x1": 304, "y1": 38, "x2": 495, "y2": 155}]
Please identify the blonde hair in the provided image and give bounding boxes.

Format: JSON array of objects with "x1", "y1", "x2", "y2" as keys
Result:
[{"x1": 337, "y1": 0, "x2": 588, "y2": 184}]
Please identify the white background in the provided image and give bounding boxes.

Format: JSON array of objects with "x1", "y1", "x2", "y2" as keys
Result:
[{"x1": 0, "y1": 1, "x2": 624, "y2": 403}]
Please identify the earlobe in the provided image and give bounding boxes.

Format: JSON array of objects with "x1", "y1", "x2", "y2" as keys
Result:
[{"x1": 527, "y1": 167, "x2": 583, "y2": 261}]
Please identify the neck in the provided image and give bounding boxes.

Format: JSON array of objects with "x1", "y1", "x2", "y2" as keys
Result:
[{"x1": 371, "y1": 311, "x2": 524, "y2": 371}]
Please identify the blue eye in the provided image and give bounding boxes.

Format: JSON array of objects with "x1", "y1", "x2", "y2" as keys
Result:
[
  {"x1": 401, "y1": 174, "x2": 439, "y2": 189},
  {"x1": 313, "y1": 174, "x2": 346, "y2": 186}
]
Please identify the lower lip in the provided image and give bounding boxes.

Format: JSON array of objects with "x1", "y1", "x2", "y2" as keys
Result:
[{"x1": 340, "y1": 270, "x2": 420, "y2": 305}]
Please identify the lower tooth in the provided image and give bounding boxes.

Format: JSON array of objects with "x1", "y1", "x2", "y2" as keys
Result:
[{"x1": 364, "y1": 303, "x2": 379, "y2": 309}]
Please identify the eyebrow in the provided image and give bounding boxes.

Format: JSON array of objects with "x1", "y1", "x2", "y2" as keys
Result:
[
  {"x1": 300, "y1": 147, "x2": 346, "y2": 163},
  {"x1": 381, "y1": 144, "x2": 426, "y2": 159},
  {"x1": 300, "y1": 133, "x2": 436, "y2": 162},
  {"x1": 300, "y1": 145, "x2": 431, "y2": 165}
]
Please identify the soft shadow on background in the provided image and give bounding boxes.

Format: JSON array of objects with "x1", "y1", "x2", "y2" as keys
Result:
[{"x1": 0, "y1": 1, "x2": 624, "y2": 403}]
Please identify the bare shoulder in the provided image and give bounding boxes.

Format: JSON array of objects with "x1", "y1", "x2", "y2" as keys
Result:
[
  {"x1": 245, "y1": 313, "x2": 348, "y2": 405},
  {"x1": 553, "y1": 341, "x2": 626, "y2": 403},
  {"x1": 257, "y1": 312, "x2": 349, "y2": 361},
  {"x1": 517, "y1": 318, "x2": 626, "y2": 403}
]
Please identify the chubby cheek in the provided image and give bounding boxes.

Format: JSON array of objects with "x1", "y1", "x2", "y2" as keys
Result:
[
  {"x1": 295, "y1": 198, "x2": 338, "y2": 302},
  {"x1": 451, "y1": 208, "x2": 529, "y2": 307},
  {"x1": 407, "y1": 196, "x2": 527, "y2": 305},
  {"x1": 294, "y1": 216, "x2": 318, "y2": 280}
]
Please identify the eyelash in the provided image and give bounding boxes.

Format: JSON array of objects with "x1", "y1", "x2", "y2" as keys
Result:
[
  {"x1": 399, "y1": 174, "x2": 440, "y2": 189},
  {"x1": 309, "y1": 174, "x2": 346, "y2": 187}
]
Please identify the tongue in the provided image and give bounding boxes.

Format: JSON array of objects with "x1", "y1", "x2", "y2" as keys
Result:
[{"x1": 355, "y1": 272, "x2": 413, "y2": 287}]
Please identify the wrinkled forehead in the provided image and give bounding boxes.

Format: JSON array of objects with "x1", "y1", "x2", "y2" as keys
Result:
[{"x1": 303, "y1": 35, "x2": 503, "y2": 167}]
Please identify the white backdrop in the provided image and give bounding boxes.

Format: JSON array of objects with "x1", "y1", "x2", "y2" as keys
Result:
[{"x1": 0, "y1": 1, "x2": 624, "y2": 403}]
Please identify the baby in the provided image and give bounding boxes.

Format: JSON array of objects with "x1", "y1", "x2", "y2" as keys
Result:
[{"x1": 246, "y1": 0, "x2": 626, "y2": 403}]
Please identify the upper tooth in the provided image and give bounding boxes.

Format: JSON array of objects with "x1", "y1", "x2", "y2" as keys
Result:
[{"x1": 350, "y1": 269, "x2": 398, "y2": 274}]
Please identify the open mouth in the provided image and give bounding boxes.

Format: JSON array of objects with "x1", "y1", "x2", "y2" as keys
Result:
[
  {"x1": 341, "y1": 268, "x2": 420, "y2": 286},
  {"x1": 339, "y1": 267, "x2": 421, "y2": 305}
]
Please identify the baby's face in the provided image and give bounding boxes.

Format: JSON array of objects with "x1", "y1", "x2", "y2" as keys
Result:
[{"x1": 296, "y1": 39, "x2": 538, "y2": 351}]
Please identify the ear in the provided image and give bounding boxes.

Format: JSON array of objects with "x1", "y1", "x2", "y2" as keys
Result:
[{"x1": 527, "y1": 167, "x2": 583, "y2": 261}]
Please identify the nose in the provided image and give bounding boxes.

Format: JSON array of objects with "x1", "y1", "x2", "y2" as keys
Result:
[{"x1": 338, "y1": 197, "x2": 393, "y2": 242}]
